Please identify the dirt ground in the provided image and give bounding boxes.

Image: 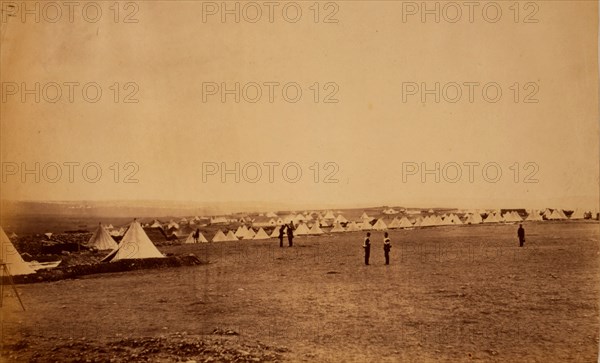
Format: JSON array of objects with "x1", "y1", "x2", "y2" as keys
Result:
[{"x1": 2, "y1": 221, "x2": 599, "y2": 362}]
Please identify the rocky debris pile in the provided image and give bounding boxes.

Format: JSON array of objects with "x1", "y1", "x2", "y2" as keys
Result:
[
  {"x1": 11, "y1": 255, "x2": 203, "y2": 284},
  {"x1": 57, "y1": 250, "x2": 107, "y2": 267},
  {"x1": 2, "y1": 332, "x2": 284, "y2": 362},
  {"x1": 14, "y1": 233, "x2": 91, "y2": 257}
]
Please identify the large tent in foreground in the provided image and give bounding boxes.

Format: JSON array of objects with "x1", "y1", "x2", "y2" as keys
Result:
[
  {"x1": 0, "y1": 226, "x2": 36, "y2": 275},
  {"x1": 102, "y1": 220, "x2": 164, "y2": 262},
  {"x1": 87, "y1": 223, "x2": 118, "y2": 250}
]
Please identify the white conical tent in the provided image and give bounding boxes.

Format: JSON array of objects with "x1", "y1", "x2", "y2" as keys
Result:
[
  {"x1": 483, "y1": 213, "x2": 499, "y2": 223},
  {"x1": 438, "y1": 215, "x2": 446, "y2": 225},
  {"x1": 243, "y1": 228, "x2": 256, "y2": 239},
  {"x1": 549, "y1": 209, "x2": 567, "y2": 220},
  {"x1": 360, "y1": 212, "x2": 370, "y2": 220},
  {"x1": 420, "y1": 216, "x2": 434, "y2": 227},
  {"x1": 185, "y1": 231, "x2": 208, "y2": 243},
  {"x1": 372, "y1": 219, "x2": 388, "y2": 230},
  {"x1": 323, "y1": 211, "x2": 336, "y2": 220},
  {"x1": 430, "y1": 215, "x2": 443, "y2": 226},
  {"x1": 0, "y1": 226, "x2": 36, "y2": 275},
  {"x1": 9, "y1": 232, "x2": 18, "y2": 239},
  {"x1": 526, "y1": 211, "x2": 543, "y2": 221},
  {"x1": 270, "y1": 227, "x2": 287, "y2": 238},
  {"x1": 360, "y1": 221, "x2": 373, "y2": 230},
  {"x1": 335, "y1": 215, "x2": 348, "y2": 223},
  {"x1": 102, "y1": 221, "x2": 164, "y2": 262},
  {"x1": 88, "y1": 223, "x2": 118, "y2": 250},
  {"x1": 346, "y1": 222, "x2": 360, "y2": 232},
  {"x1": 440, "y1": 215, "x2": 453, "y2": 225},
  {"x1": 413, "y1": 217, "x2": 423, "y2": 227},
  {"x1": 226, "y1": 231, "x2": 239, "y2": 241},
  {"x1": 309, "y1": 223, "x2": 324, "y2": 235},
  {"x1": 449, "y1": 214, "x2": 463, "y2": 225},
  {"x1": 570, "y1": 209, "x2": 585, "y2": 219},
  {"x1": 253, "y1": 228, "x2": 270, "y2": 240},
  {"x1": 150, "y1": 220, "x2": 162, "y2": 228},
  {"x1": 295, "y1": 223, "x2": 310, "y2": 235},
  {"x1": 502, "y1": 212, "x2": 512, "y2": 222},
  {"x1": 399, "y1": 217, "x2": 413, "y2": 228},
  {"x1": 235, "y1": 226, "x2": 248, "y2": 238},
  {"x1": 388, "y1": 217, "x2": 401, "y2": 229},
  {"x1": 465, "y1": 213, "x2": 483, "y2": 224},
  {"x1": 319, "y1": 218, "x2": 333, "y2": 227},
  {"x1": 330, "y1": 222, "x2": 345, "y2": 233},
  {"x1": 212, "y1": 230, "x2": 227, "y2": 242}
]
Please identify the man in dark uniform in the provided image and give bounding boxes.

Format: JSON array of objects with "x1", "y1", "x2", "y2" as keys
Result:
[
  {"x1": 287, "y1": 221, "x2": 294, "y2": 247},
  {"x1": 278, "y1": 225, "x2": 286, "y2": 248},
  {"x1": 518, "y1": 224, "x2": 525, "y2": 247},
  {"x1": 363, "y1": 232, "x2": 371, "y2": 265},
  {"x1": 383, "y1": 232, "x2": 391, "y2": 265}
]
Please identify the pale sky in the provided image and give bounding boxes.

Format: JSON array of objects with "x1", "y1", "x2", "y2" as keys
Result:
[{"x1": 1, "y1": 1, "x2": 598, "y2": 210}]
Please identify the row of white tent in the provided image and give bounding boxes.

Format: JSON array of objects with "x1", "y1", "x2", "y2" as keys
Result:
[
  {"x1": 141, "y1": 211, "x2": 351, "y2": 230},
  {"x1": 89, "y1": 208, "x2": 593, "y2": 250},
  {"x1": 112, "y1": 207, "x2": 597, "y2": 234}
]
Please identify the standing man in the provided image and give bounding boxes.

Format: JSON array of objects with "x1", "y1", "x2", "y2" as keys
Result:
[
  {"x1": 363, "y1": 232, "x2": 371, "y2": 265},
  {"x1": 518, "y1": 224, "x2": 525, "y2": 247},
  {"x1": 383, "y1": 232, "x2": 391, "y2": 265},
  {"x1": 278, "y1": 225, "x2": 286, "y2": 248},
  {"x1": 193, "y1": 228, "x2": 200, "y2": 243},
  {"x1": 287, "y1": 221, "x2": 294, "y2": 247}
]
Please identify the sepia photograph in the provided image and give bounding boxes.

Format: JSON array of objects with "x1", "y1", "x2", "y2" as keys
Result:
[{"x1": 1, "y1": 1, "x2": 599, "y2": 361}]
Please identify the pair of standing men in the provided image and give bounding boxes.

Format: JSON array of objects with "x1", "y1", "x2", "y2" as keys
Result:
[
  {"x1": 363, "y1": 232, "x2": 392, "y2": 265},
  {"x1": 278, "y1": 222, "x2": 294, "y2": 247}
]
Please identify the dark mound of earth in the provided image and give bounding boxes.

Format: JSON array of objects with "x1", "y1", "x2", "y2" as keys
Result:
[{"x1": 8, "y1": 255, "x2": 203, "y2": 284}]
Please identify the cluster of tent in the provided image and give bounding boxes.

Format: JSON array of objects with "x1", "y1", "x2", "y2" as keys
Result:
[
  {"x1": 207, "y1": 226, "x2": 271, "y2": 242},
  {"x1": 78, "y1": 220, "x2": 166, "y2": 262}
]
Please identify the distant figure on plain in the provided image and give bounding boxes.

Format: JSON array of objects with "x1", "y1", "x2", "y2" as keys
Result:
[
  {"x1": 288, "y1": 221, "x2": 294, "y2": 247},
  {"x1": 278, "y1": 225, "x2": 286, "y2": 248},
  {"x1": 518, "y1": 224, "x2": 525, "y2": 247},
  {"x1": 363, "y1": 232, "x2": 371, "y2": 265},
  {"x1": 383, "y1": 232, "x2": 391, "y2": 265},
  {"x1": 193, "y1": 228, "x2": 200, "y2": 243}
]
